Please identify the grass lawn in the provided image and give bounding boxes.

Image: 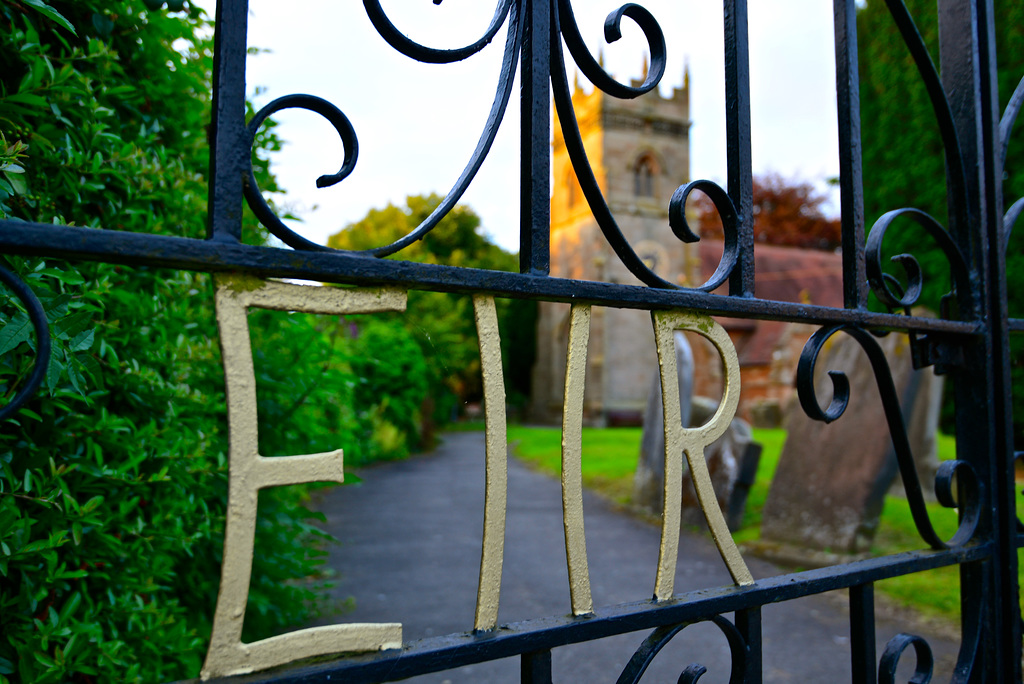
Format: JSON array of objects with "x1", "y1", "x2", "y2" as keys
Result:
[{"x1": 506, "y1": 425, "x2": 1008, "y2": 625}]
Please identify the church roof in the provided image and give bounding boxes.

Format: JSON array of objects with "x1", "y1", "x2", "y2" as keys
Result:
[{"x1": 699, "y1": 240, "x2": 844, "y2": 366}]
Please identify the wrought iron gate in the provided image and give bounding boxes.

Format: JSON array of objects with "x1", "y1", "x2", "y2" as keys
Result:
[{"x1": 1, "y1": 0, "x2": 1022, "y2": 681}]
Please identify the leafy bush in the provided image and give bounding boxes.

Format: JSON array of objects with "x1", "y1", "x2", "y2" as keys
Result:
[
  {"x1": 350, "y1": 320, "x2": 429, "y2": 461},
  {"x1": 329, "y1": 195, "x2": 538, "y2": 424},
  {"x1": 0, "y1": 2, "x2": 348, "y2": 680}
]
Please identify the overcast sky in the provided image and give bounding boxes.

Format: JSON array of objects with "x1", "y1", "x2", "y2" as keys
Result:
[{"x1": 198, "y1": 1, "x2": 842, "y2": 252}]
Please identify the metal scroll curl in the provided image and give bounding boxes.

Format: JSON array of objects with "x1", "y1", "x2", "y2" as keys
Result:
[
  {"x1": 881, "y1": 0, "x2": 968, "y2": 227},
  {"x1": 1004, "y1": 197, "x2": 1024, "y2": 248},
  {"x1": 550, "y1": 3, "x2": 739, "y2": 291},
  {"x1": 998, "y1": 76, "x2": 1023, "y2": 254},
  {"x1": 243, "y1": 3, "x2": 521, "y2": 257},
  {"x1": 999, "y1": 74, "x2": 1024, "y2": 172},
  {"x1": 557, "y1": 0, "x2": 666, "y2": 99},
  {"x1": 670, "y1": 180, "x2": 741, "y2": 292},
  {"x1": 878, "y1": 633, "x2": 933, "y2": 684},
  {"x1": 363, "y1": 0, "x2": 514, "y2": 64},
  {"x1": 243, "y1": 94, "x2": 359, "y2": 252},
  {"x1": 0, "y1": 266, "x2": 51, "y2": 422},
  {"x1": 615, "y1": 615, "x2": 746, "y2": 684},
  {"x1": 797, "y1": 324, "x2": 981, "y2": 550},
  {"x1": 865, "y1": 208, "x2": 971, "y2": 315}
]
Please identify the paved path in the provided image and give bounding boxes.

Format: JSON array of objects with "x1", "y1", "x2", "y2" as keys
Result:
[{"x1": 310, "y1": 431, "x2": 959, "y2": 682}]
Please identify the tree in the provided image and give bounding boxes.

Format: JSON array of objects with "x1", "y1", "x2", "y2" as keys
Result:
[
  {"x1": 858, "y1": 0, "x2": 1024, "y2": 437},
  {"x1": 329, "y1": 195, "x2": 537, "y2": 428},
  {"x1": 692, "y1": 173, "x2": 841, "y2": 250},
  {"x1": 0, "y1": 2, "x2": 339, "y2": 680}
]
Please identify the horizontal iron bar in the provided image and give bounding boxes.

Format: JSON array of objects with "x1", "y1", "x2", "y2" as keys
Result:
[
  {"x1": 0, "y1": 222, "x2": 980, "y2": 334},
  {"x1": 190, "y1": 544, "x2": 990, "y2": 684},
  {"x1": 1009, "y1": 319, "x2": 1024, "y2": 331}
]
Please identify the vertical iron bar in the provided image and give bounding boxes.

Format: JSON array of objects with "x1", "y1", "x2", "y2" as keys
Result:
[
  {"x1": 723, "y1": 0, "x2": 754, "y2": 297},
  {"x1": 520, "y1": 0, "x2": 551, "y2": 276},
  {"x1": 521, "y1": 649, "x2": 553, "y2": 684},
  {"x1": 850, "y1": 583, "x2": 877, "y2": 684},
  {"x1": 938, "y1": 0, "x2": 1021, "y2": 680},
  {"x1": 207, "y1": 0, "x2": 249, "y2": 243},
  {"x1": 833, "y1": 0, "x2": 868, "y2": 310},
  {"x1": 735, "y1": 607, "x2": 762, "y2": 684}
]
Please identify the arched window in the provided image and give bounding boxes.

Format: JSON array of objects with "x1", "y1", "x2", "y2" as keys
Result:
[{"x1": 634, "y1": 155, "x2": 656, "y2": 197}]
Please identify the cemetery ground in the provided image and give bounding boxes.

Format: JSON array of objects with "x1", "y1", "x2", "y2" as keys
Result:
[{"x1": 504, "y1": 424, "x2": 1019, "y2": 627}]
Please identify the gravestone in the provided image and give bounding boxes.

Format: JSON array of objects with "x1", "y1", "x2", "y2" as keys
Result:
[
  {"x1": 633, "y1": 335, "x2": 760, "y2": 531},
  {"x1": 894, "y1": 367, "x2": 944, "y2": 499},
  {"x1": 633, "y1": 331, "x2": 693, "y2": 511},
  {"x1": 681, "y1": 397, "x2": 759, "y2": 531},
  {"x1": 761, "y1": 331, "x2": 944, "y2": 554}
]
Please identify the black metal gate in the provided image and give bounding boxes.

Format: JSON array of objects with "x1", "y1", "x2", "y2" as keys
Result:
[{"x1": 1, "y1": 0, "x2": 1021, "y2": 681}]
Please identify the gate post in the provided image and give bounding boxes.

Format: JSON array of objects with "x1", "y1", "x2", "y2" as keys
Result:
[{"x1": 938, "y1": 1, "x2": 1022, "y2": 680}]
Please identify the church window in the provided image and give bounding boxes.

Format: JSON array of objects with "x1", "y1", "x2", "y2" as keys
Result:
[{"x1": 634, "y1": 155, "x2": 656, "y2": 197}]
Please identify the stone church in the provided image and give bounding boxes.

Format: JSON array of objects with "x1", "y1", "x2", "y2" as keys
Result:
[
  {"x1": 527, "y1": 69, "x2": 846, "y2": 427},
  {"x1": 529, "y1": 69, "x2": 703, "y2": 425}
]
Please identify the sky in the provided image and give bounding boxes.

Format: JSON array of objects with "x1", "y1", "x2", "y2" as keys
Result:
[{"x1": 196, "y1": 1, "x2": 842, "y2": 252}]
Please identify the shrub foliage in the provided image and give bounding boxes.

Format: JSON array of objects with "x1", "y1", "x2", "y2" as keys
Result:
[{"x1": 0, "y1": 2, "x2": 348, "y2": 681}]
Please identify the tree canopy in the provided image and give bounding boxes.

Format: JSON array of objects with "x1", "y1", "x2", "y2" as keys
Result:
[
  {"x1": 692, "y1": 174, "x2": 842, "y2": 251},
  {"x1": 329, "y1": 195, "x2": 537, "y2": 426},
  {"x1": 858, "y1": 0, "x2": 1024, "y2": 435}
]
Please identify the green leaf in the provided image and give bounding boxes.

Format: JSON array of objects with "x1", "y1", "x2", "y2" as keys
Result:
[
  {"x1": 71, "y1": 522, "x2": 82, "y2": 546},
  {"x1": 0, "y1": 311, "x2": 32, "y2": 356},
  {"x1": 68, "y1": 329, "x2": 94, "y2": 353},
  {"x1": 53, "y1": 312, "x2": 92, "y2": 339},
  {"x1": 37, "y1": 268, "x2": 84, "y2": 286},
  {"x1": 32, "y1": 651, "x2": 55, "y2": 669},
  {"x1": 66, "y1": 362, "x2": 83, "y2": 393},
  {"x1": 42, "y1": 294, "x2": 71, "y2": 323},
  {"x1": 58, "y1": 591, "x2": 81, "y2": 622},
  {"x1": 3, "y1": 92, "x2": 49, "y2": 108},
  {"x1": 44, "y1": 347, "x2": 63, "y2": 392},
  {"x1": 22, "y1": 0, "x2": 77, "y2": 35}
]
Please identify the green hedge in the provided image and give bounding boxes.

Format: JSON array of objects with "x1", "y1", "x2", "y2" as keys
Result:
[{"x1": 0, "y1": 2, "x2": 418, "y2": 680}]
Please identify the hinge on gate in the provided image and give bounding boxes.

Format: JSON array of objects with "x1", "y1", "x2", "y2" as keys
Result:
[{"x1": 910, "y1": 332, "x2": 964, "y2": 375}]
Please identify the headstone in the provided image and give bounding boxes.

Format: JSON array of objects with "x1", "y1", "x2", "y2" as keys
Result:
[
  {"x1": 633, "y1": 331, "x2": 693, "y2": 512},
  {"x1": 893, "y1": 368, "x2": 944, "y2": 500},
  {"x1": 634, "y1": 334, "x2": 761, "y2": 532},
  {"x1": 679, "y1": 397, "x2": 758, "y2": 531},
  {"x1": 761, "y1": 331, "x2": 944, "y2": 554}
]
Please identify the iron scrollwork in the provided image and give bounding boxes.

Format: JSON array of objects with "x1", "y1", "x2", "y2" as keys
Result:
[
  {"x1": 242, "y1": 0, "x2": 521, "y2": 258},
  {"x1": 0, "y1": 266, "x2": 51, "y2": 422},
  {"x1": 240, "y1": 1, "x2": 742, "y2": 290},
  {"x1": 797, "y1": 324, "x2": 981, "y2": 550},
  {"x1": 615, "y1": 615, "x2": 746, "y2": 684},
  {"x1": 864, "y1": 0, "x2": 975, "y2": 320},
  {"x1": 879, "y1": 633, "x2": 934, "y2": 684},
  {"x1": 864, "y1": 207, "x2": 972, "y2": 316},
  {"x1": 550, "y1": 1, "x2": 741, "y2": 291},
  {"x1": 1002, "y1": 75, "x2": 1024, "y2": 245},
  {"x1": 243, "y1": 94, "x2": 358, "y2": 252}
]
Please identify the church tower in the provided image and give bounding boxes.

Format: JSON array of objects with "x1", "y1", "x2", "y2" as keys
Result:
[{"x1": 531, "y1": 66, "x2": 700, "y2": 424}]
